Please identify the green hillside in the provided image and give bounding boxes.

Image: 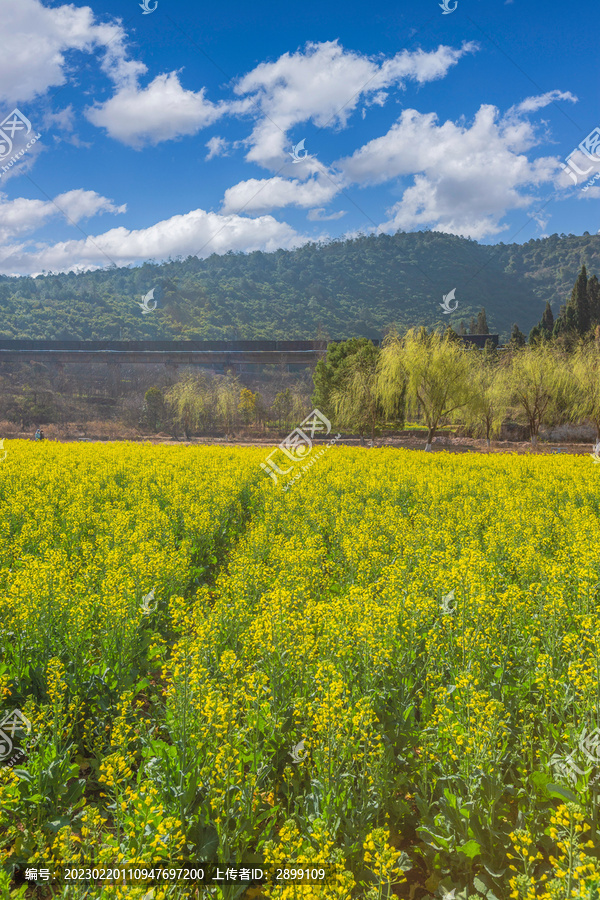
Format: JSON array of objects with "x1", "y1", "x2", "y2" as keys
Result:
[{"x1": 1, "y1": 230, "x2": 599, "y2": 344}]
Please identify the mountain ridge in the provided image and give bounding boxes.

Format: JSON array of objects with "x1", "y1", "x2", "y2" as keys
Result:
[{"x1": 1, "y1": 230, "x2": 599, "y2": 344}]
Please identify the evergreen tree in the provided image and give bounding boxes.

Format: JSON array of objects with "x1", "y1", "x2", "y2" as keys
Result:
[
  {"x1": 311, "y1": 338, "x2": 374, "y2": 418},
  {"x1": 141, "y1": 386, "x2": 165, "y2": 432},
  {"x1": 540, "y1": 301, "x2": 554, "y2": 335},
  {"x1": 509, "y1": 323, "x2": 527, "y2": 348},
  {"x1": 457, "y1": 320, "x2": 467, "y2": 336},
  {"x1": 552, "y1": 304, "x2": 568, "y2": 339},
  {"x1": 469, "y1": 317, "x2": 477, "y2": 334},
  {"x1": 564, "y1": 304, "x2": 578, "y2": 333},
  {"x1": 528, "y1": 325, "x2": 542, "y2": 346},
  {"x1": 588, "y1": 274, "x2": 600, "y2": 327},
  {"x1": 552, "y1": 303, "x2": 577, "y2": 343},
  {"x1": 332, "y1": 342, "x2": 402, "y2": 440},
  {"x1": 569, "y1": 264, "x2": 590, "y2": 334},
  {"x1": 531, "y1": 301, "x2": 554, "y2": 345},
  {"x1": 551, "y1": 319, "x2": 561, "y2": 339},
  {"x1": 476, "y1": 308, "x2": 490, "y2": 335}
]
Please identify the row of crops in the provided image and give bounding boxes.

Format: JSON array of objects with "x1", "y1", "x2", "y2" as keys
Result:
[{"x1": 1, "y1": 442, "x2": 600, "y2": 899}]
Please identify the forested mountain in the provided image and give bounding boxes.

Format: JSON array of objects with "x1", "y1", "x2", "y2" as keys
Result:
[{"x1": 1, "y1": 230, "x2": 599, "y2": 344}]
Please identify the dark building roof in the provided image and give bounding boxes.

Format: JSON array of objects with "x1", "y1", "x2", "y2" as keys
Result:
[
  {"x1": 458, "y1": 334, "x2": 500, "y2": 348},
  {"x1": 0, "y1": 335, "x2": 499, "y2": 354},
  {"x1": 0, "y1": 339, "x2": 330, "y2": 352}
]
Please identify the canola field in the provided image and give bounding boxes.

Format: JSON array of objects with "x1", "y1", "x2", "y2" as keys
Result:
[{"x1": 1, "y1": 441, "x2": 600, "y2": 900}]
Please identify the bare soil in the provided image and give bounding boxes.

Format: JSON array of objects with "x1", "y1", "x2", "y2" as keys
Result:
[{"x1": 1, "y1": 419, "x2": 593, "y2": 456}]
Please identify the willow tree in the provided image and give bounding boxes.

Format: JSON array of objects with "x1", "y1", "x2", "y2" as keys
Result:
[
  {"x1": 165, "y1": 375, "x2": 215, "y2": 438},
  {"x1": 378, "y1": 327, "x2": 472, "y2": 451},
  {"x1": 216, "y1": 374, "x2": 242, "y2": 432},
  {"x1": 238, "y1": 388, "x2": 259, "y2": 426},
  {"x1": 508, "y1": 345, "x2": 574, "y2": 446},
  {"x1": 461, "y1": 350, "x2": 510, "y2": 450},
  {"x1": 331, "y1": 341, "x2": 403, "y2": 442},
  {"x1": 570, "y1": 342, "x2": 600, "y2": 440}
]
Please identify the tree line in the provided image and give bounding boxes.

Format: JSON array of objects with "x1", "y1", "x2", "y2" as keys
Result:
[
  {"x1": 142, "y1": 377, "x2": 310, "y2": 439},
  {"x1": 154, "y1": 316, "x2": 600, "y2": 450},
  {"x1": 1, "y1": 231, "x2": 600, "y2": 345},
  {"x1": 151, "y1": 262, "x2": 600, "y2": 445},
  {"x1": 311, "y1": 327, "x2": 600, "y2": 448}
]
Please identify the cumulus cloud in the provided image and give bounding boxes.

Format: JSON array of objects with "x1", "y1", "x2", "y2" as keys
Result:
[
  {"x1": 0, "y1": 12, "x2": 479, "y2": 163},
  {"x1": 52, "y1": 189, "x2": 127, "y2": 223},
  {"x1": 215, "y1": 86, "x2": 576, "y2": 233},
  {"x1": 0, "y1": 7, "x2": 579, "y2": 267},
  {"x1": 0, "y1": 189, "x2": 125, "y2": 244},
  {"x1": 0, "y1": 0, "x2": 144, "y2": 104},
  {"x1": 234, "y1": 40, "x2": 478, "y2": 168},
  {"x1": 0, "y1": 206, "x2": 308, "y2": 275},
  {"x1": 221, "y1": 174, "x2": 340, "y2": 214},
  {"x1": 0, "y1": 197, "x2": 57, "y2": 242},
  {"x1": 86, "y1": 73, "x2": 227, "y2": 147},
  {"x1": 338, "y1": 100, "x2": 565, "y2": 240}
]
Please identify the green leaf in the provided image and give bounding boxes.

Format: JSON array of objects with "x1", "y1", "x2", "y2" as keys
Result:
[
  {"x1": 416, "y1": 827, "x2": 450, "y2": 852},
  {"x1": 474, "y1": 874, "x2": 500, "y2": 899},
  {"x1": 547, "y1": 783, "x2": 579, "y2": 803},
  {"x1": 13, "y1": 769, "x2": 32, "y2": 782},
  {"x1": 457, "y1": 839, "x2": 481, "y2": 859},
  {"x1": 531, "y1": 770, "x2": 551, "y2": 792},
  {"x1": 443, "y1": 787, "x2": 459, "y2": 809}
]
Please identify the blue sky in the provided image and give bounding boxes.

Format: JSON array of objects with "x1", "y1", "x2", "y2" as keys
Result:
[{"x1": 0, "y1": 0, "x2": 598, "y2": 275}]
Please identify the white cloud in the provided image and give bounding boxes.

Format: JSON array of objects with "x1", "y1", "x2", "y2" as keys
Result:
[
  {"x1": 0, "y1": 197, "x2": 56, "y2": 242},
  {"x1": 556, "y1": 147, "x2": 600, "y2": 192},
  {"x1": 0, "y1": 206, "x2": 308, "y2": 275},
  {"x1": 364, "y1": 91, "x2": 388, "y2": 109},
  {"x1": 338, "y1": 103, "x2": 564, "y2": 240},
  {"x1": 375, "y1": 43, "x2": 478, "y2": 88},
  {"x1": 86, "y1": 73, "x2": 227, "y2": 147},
  {"x1": 234, "y1": 40, "x2": 478, "y2": 168},
  {"x1": 508, "y1": 90, "x2": 577, "y2": 116},
  {"x1": 307, "y1": 207, "x2": 346, "y2": 221},
  {"x1": 0, "y1": 189, "x2": 125, "y2": 244},
  {"x1": 0, "y1": 0, "x2": 144, "y2": 105},
  {"x1": 206, "y1": 136, "x2": 229, "y2": 159},
  {"x1": 42, "y1": 105, "x2": 76, "y2": 133},
  {"x1": 0, "y1": 0, "x2": 235, "y2": 154},
  {"x1": 52, "y1": 189, "x2": 127, "y2": 223},
  {"x1": 0, "y1": 10, "x2": 579, "y2": 266},
  {"x1": 221, "y1": 174, "x2": 340, "y2": 214},
  {"x1": 0, "y1": 14, "x2": 479, "y2": 168}
]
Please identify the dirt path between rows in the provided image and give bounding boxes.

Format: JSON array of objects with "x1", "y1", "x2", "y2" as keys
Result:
[{"x1": 20, "y1": 433, "x2": 597, "y2": 455}]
